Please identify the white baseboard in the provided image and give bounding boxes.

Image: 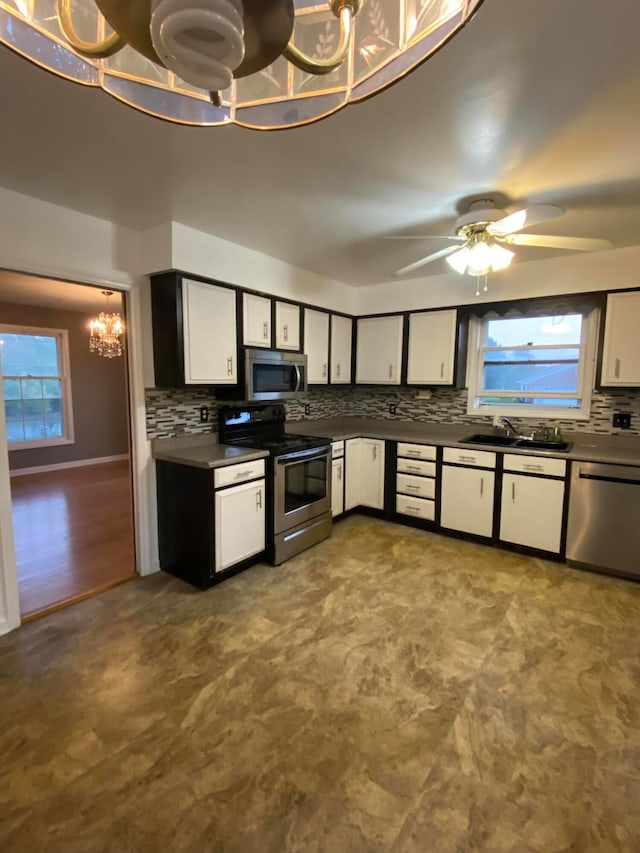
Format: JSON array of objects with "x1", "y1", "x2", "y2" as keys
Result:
[{"x1": 9, "y1": 454, "x2": 129, "y2": 478}]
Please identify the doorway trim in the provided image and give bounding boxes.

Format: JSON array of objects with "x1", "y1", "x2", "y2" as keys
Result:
[{"x1": 0, "y1": 272, "x2": 155, "y2": 634}]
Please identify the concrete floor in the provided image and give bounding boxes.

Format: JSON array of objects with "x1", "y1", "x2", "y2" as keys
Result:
[{"x1": 1, "y1": 516, "x2": 639, "y2": 852}]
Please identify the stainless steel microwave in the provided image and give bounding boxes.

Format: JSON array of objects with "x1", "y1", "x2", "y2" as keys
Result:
[{"x1": 245, "y1": 349, "x2": 308, "y2": 401}]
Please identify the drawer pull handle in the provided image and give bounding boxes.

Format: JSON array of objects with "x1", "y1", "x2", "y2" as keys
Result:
[
  {"x1": 405, "y1": 505, "x2": 420, "y2": 513},
  {"x1": 406, "y1": 465, "x2": 421, "y2": 471},
  {"x1": 235, "y1": 471, "x2": 251, "y2": 480},
  {"x1": 407, "y1": 450, "x2": 420, "y2": 456},
  {"x1": 524, "y1": 464, "x2": 543, "y2": 472},
  {"x1": 459, "y1": 455, "x2": 476, "y2": 464},
  {"x1": 406, "y1": 484, "x2": 420, "y2": 490}
]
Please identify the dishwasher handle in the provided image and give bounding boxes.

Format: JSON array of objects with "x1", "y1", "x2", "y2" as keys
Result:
[{"x1": 576, "y1": 461, "x2": 640, "y2": 485}]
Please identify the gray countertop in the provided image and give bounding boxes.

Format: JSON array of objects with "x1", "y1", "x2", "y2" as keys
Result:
[
  {"x1": 152, "y1": 433, "x2": 269, "y2": 470},
  {"x1": 151, "y1": 419, "x2": 640, "y2": 469},
  {"x1": 286, "y1": 418, "x2": 640, "y2": 467}
]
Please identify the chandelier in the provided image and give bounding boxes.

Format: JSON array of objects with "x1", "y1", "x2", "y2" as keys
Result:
[
  {"x1": 89, "y1": 291, "x2": 125, "y2": 358},
  {"x1": 0, "y1": 1, "x2": 483, "y2": 129}
]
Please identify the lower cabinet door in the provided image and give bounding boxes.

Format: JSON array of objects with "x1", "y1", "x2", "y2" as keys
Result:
[
  {"x1": 500, "y1": 474, "x2": 565, "y2": 553},
  {"x1": 360, "y1": 439, "x2": 385, "y2": 509},
  {"x1": 440, "y1": 465, "x2": 495, "y2": 537},
  {"x1": 332, "y1": 459, "x2": 344, "y2": 517},
  {"x1": 214, "y1": 479, "x2": 265, "y2": 572}
]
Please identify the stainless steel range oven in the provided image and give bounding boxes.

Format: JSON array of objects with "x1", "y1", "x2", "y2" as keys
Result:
[{"x1": 218, "y1": 404, "x2": 332, "y2": 565}]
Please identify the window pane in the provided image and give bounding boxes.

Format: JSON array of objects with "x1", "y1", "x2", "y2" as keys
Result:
[
  {"x1": 483, "y1": 362, "x2": 579, "y2": 394},
  {"x1": 44, "y1": 397, "x2": 62, "y2": 415},
  {"x1": 23, "y1": 420, "x2": 46, "y2": 440},
  {"x1": 21, "y1": 379, "x2": 43, "y2": 399},
  {"x1": 45, "y1": 416, "x2": 63, "y2": 438},
  {"x1": 486, "y1": 314, "x2": 582, "y2": 347},
  {"x1": 4, "y1": 400, "x2": 23, "y2": 420},
  {"x1": 22, "y1": 399, "x2": 44, "y2": 418},
  {"x1": 0, "y1": 334, "x2": 60, "y2": 376},
  {"x1": 3, "y1": 378, "x2": 21, "y2": 400},
  {"x1": 42, "y1": 378, "x2": 62, "y2": 398},
  {"x1": 484, "y1": 347, "x2": 580, "y2": 363},
  {"x1": 6, "y1": 421, "x2": 25, "y2": 442}
]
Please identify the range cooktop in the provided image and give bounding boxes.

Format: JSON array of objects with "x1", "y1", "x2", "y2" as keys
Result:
[{"x1": 230, "y1": 434, "x2": 329, "y2": 456}]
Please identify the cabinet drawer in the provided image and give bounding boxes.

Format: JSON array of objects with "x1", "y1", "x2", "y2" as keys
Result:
[
  {"x1": 396, "y1": 494, "x2": 435, "y2": 521},
  {"x1": 396, "y1": 473, "x2": 435, "y2": 500},
  {"x1": 397, "y1": 442, "x2": 437, "y2": 461},
  {"x1": 443, "y1": 447, "x2": 496, "y2": 469},
  {"x1": 214, "y1": 459, "x2": 265, "y2": 489},
  {"x1": 331, "y1": 440, "x2": 345, "y2": 459},
  {"x1": 503, "y1": 454, "x2": 566, "y2": 477},
  {"x1": 397, "y1": 458, "x2": 436, "y2": 478}
]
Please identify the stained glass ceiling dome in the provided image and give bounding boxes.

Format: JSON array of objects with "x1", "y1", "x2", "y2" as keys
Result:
[{"x1": 0, "y1": 0, "x2": 483, "y2": 129}]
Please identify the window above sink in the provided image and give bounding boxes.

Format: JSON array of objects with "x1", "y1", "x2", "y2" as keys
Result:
[{"x1": 466, "y1": 307, "x2": 599, "y2": 421}]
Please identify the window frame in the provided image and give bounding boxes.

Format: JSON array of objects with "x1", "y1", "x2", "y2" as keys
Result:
[
  {"x1": 0, "y1": 324, "x2": 75, "y2": 451},
  {"x1": 465, "y1": 308, "x2": 600, "y2": 420}
]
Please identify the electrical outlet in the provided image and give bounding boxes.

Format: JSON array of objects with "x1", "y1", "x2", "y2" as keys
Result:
[
  {"x1": 389, "y1": 403, "x2": 397, "y2": 415},
  {"x1": 199, "y1": 406, "x2": 209, "y2": 423},
  {"x1": 304, "y1": 404, "x2": 311, "y2": 416},
  {"x1": 613, "y1": 412, "x2": 631, "y2": 429}
]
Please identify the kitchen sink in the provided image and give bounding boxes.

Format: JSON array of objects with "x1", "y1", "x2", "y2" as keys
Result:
[{"x1": 461, "y1": 433, "x2": 571, "y2": 452}]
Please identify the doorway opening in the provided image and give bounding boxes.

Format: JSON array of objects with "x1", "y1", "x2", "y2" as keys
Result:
[{"x1": 0, "y1": 272, "x2": 136, "y2": 620}]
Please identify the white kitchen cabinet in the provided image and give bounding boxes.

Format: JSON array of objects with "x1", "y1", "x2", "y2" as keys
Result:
[
  {"x1": 331, "y1": 315, "x2": 353, "y2": 383},
  {"x1": 332, "y1": 458, "x2": 345, "y2": 517},
  {"x1": 601, "y1": 291, "x2": 640, "y2": 386},
  {"x1": 345, "y1": 437, "x2": 385, "y2": 510},
  {"x1": 182, "y1": 278, "x2": 237, "y2": 384},
  {"x1": 500, "y1": 473, "x2": 565, "y2": 553},
  {"x1": 305, "y1": 308, "x2": 330, "y2": 383},
  {"x1": 356, "y1": 316, "x2": 403, "y2": 384},
  {"x1": 243, "y1": 293, "x2": 271, "y2": 348},
  {"x1": 214, "y1": 478, "x2": 265, "y2": 572},
  {"x1": 407, "y1": 309, "x2": 457, "y2": 385},
  {"x1": 276, "y1": 301, "x2": 300, "y2": 350},
  {"x1": 441, "y1": 464, "x2": 495, "y2": 538}
]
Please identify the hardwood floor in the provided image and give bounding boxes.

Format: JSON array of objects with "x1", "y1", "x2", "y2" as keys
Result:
[{"x1": 10, "y1": 459, "x2": 136, "y2": 619}]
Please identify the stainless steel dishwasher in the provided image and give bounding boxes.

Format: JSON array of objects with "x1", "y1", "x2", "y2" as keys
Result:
[{"x1": 566, "y1": 461, "x2": 640, "y2": 579}]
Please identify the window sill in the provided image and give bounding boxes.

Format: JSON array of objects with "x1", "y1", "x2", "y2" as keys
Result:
[{"x1": 8, "y1": 437, "x2": 75, "y2": 452}]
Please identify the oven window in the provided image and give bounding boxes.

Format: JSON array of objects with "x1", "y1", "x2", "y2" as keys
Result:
[
  {"x1": 252, "y1": 364, "x2": 297, "y2": 394},
  {"x1": 284, "y1": 457, "x2": 327, "y2": 514}
]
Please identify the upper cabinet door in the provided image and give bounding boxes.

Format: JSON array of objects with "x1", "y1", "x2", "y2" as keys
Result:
[
  {"x1": 243, "y1": 293, "x2": 271, "y2": 348},
  {"x1": 407, "y1": 309, "x2": 457, "y2": 385},
  {"x1": 601, "y1": 291, "x2": 640, "y2": 386},
  {"x1": 356, "y1": 316, "x2": 403, "y2": 384},
  {"x1": 182, "y1": 279, "x2": 237, "y2": 384},
  {"x1": 331, "y1": 315, "x2": 353, "y2": 384},
  {"x1": 276, "y1": 302, "x2": 301, "y2": 350},
  {"x1": 305, "y1": 309, "x2": 330, "y2": 383}
]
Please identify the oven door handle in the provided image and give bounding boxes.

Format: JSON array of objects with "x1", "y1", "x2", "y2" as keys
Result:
[{"x1": 277, "y1": 447, "x2": 330, "y2": 465}]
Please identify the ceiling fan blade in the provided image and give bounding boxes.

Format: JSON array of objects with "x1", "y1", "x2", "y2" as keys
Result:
[
  {"x1": 487, "y1": 204, "x2": 565, "y2": 237},
  {"x1": 501, "y1": 233, "x2": 612, "y2": 251},
  {"x1": 394, "y1": 245, "x2": 463, "y2": 277},
  {"x1": 385, "y1": 235, "x2": 466, "y2": 241}
]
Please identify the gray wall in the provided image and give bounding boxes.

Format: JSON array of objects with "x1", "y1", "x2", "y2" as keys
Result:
[{"x1": 2, "y1": 302, "x2": 129, "y2": 471}]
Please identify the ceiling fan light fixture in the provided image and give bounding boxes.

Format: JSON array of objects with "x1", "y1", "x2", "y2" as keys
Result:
[
  {"x1": 446, "y1": 247, "x2": 470, "y2": 275},
  {"x1": 1, "y1": 0, "x2": 483, "y2": 129},
  {"x1": 446, "y1": 240, "x2": 514, "y2": 277}
]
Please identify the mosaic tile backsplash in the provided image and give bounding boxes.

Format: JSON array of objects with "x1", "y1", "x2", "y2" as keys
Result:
[{"x1": 146, "y1": 385, "x2": 640, "y2": 439}]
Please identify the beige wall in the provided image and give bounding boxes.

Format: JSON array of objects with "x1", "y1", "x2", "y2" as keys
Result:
[{"x1": 1, "y1": 301, "x2": 129, "y2": 471}]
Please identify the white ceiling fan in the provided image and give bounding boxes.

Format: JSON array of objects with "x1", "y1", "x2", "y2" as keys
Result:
[{"x1": 392, "y1": 199, "x2": 612, "y2": 279}]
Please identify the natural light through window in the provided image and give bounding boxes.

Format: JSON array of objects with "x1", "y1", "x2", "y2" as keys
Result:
[
  {"x1": 0, "y1": 326, "x2": 74, "y2": 449},
  {"x1": 466, "y1": 310, "x2": 599, "y2": 419}
]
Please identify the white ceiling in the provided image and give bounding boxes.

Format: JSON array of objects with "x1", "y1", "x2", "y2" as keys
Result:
[{"x1": 0, "y1": 0, "x2": 639, "y2": 287}]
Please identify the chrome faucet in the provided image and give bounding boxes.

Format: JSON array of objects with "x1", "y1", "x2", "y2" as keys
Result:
[{"x1": 499, "y1": 416, "x2": 520, "y2": 437}]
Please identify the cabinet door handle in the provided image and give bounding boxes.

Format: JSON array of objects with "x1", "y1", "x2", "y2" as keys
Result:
[
  {"x1": 480, "y1": 477, "x2": 484, "y2": 497},
  {"x1": 372, "y1": 445, "x2": 378, "y2": 461},
  {"x1": 227, "y1": 356, "x2": 233, "y2": 376},
  {"x1": 388, "y1": 364, "x2": 393, "y2": 379},
  {"x1": 263, "y1": 321, "x2": 268, "y2": 340},
  {"x1": 512, "y1": 482, "x2": 516, "y2": 502},
  {"x1": 615, "y1": 357, "x2": 621, "y2": 379},
  {"x1": 336, "y1": 363, "x2": 340, "y2": 378},
  {"x1": 283, "y1": 324, "x2": 288, "y2": 342},
  {"x1": 323, "y1": 363, "x2": 327, "y2": 378},
  {"x1": 256, "y1": 489, "x2": 262, "y2": 510},
  {"x1": 440, "y1": 361, "x2": 444, "y2": 379},
  {"x1": 338, "y1": 465, "x2": 342, "y2": 482}
]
